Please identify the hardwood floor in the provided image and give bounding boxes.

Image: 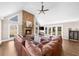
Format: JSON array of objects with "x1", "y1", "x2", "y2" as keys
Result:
[
  {"x1": 0, "y1": 40, "x2": 17, "y2": 56},
  {"x1": 62, "y1": 39, "x2": 79, "y2": 56},
  {"x1": 0, "y1": 39, "x2": 79, "y2": 56}
]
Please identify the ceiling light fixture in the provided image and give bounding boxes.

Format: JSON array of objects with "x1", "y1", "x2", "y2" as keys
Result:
[{"x1": 38, "y1": 2, "x2": 49, "y2": 14}]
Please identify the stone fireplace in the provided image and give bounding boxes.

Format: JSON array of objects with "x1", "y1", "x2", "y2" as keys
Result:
[{"x1": 24, "y1": 27, "x2": 32, "y2": 35}]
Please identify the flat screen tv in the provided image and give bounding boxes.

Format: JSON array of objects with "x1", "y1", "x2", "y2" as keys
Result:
[{"x1": 39, "y1": 27, "x2": 44, "y2": 30}]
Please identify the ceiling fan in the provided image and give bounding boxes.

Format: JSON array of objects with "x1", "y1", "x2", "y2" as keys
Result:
[{"x1": 39, "y1": 2, "x2": 49, "y2": 14}]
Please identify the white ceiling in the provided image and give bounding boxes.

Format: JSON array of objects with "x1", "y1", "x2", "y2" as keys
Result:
[{"x1": 0, "y1": 2, "x2": 79, "y2": 25}]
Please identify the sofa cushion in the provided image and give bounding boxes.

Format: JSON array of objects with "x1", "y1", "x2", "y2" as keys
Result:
[
  {"x1": 24, "y1": 35, "x2": 34, "y2": 41},
  {"x1": 25, "y1": 40, "x2": 42, "y2": 56},
  {"x1": 41, "y1": 36, "x2": 62, "y2": 56},
  {"x1": 40, "y1": 36, "x2": 50, "y2": 44},
  {"x1": 15, "y1": 35, "x2": 23, "y2": 43},
  {"x1": 22, "y1": 41, "x2": 25, "y2": 47},
  {"x1": 15, "y1": 35, "x2": 26, "y2": 47},
  {"x1": 41, "y1": 36, "x2": 49, "y2": 41},
  {"x1": 42, "y1": 41, "x2": 58, "y2": 56}
]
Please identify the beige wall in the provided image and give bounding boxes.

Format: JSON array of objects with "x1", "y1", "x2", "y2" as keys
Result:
[
  {"x1": 63, "y1": 21, "x2": 79, "y2": 39},
  {"x1": 2, "y1": 19, "x2": 9, "y2": 40},
  {"x1": 0, "y1": 20, "x2": 1, "y2": 44}
]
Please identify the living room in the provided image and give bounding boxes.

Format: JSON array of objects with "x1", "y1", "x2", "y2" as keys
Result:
[{"x1": 0, "y1": 1, "x2": 79, "y2": 57}]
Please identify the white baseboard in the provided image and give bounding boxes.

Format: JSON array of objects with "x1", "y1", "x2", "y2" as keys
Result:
[{"x1": 1, "y1": 38, "x2": 14, "y2": 43}]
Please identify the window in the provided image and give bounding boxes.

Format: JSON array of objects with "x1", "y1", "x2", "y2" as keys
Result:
[
  {"x1": 45, "y1": 27, "x2": 47, "y2": 34},
  {"x1": 36, "y1": 27, "x2": 38, "y2": 35},
  {"x1": 58, "y1": 27, "x2": 61, "y2": 31},
  {"x1": 10, "y1": 16, "x2": 18, "y2": 22},
  {"x1": 52, "y1": 27, "x2": 56, "y2": 35},
  {"x1": 10, "y1": 25, "x2": 17, "y2": 37},
  {"x1": 57, "y1": 27, "x2": 62, "y2": 36},
  {"x1": 49, "y1": 27, "x2": 51, "y2": 35}
]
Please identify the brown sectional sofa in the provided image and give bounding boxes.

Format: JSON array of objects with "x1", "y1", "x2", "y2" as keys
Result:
[
  {"x1": 41, "y1": 36, "x2": 62, "y2": 56},
  {"x1": 14, "y1": 35, "x2": 62, "y2": 56}
]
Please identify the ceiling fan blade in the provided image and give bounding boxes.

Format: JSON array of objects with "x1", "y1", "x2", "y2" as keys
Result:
[
  {"x1": 39, "y1": 11, "x2": 45, "y2": 14},
  {"x1": 39, "y1": 11, "x2": 42, "y2": 14},
  {"x1": 43, "y1": 11, "x2": 45, "y2": 14},
  {"x1": 43, "y1": 9, "x2": 49, "y2": 11}
]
